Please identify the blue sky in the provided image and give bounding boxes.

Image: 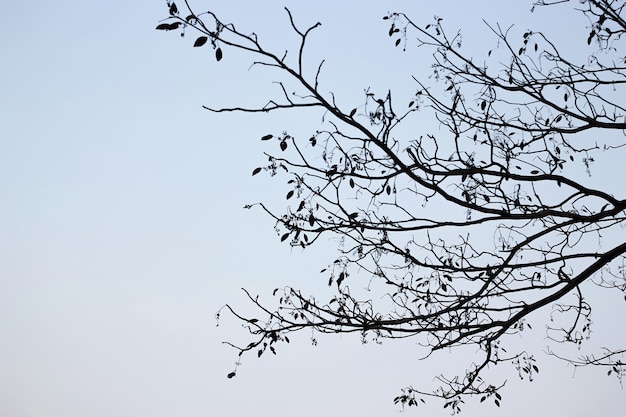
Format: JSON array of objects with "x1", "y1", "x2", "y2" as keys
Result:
[{"x1": 1, "y1": 1, "x2": 625, "y2": 416}]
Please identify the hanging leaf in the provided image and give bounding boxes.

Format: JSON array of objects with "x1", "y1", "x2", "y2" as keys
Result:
[
  {"x1": 280, "y1": 140, "x2": 288, "y2": 151},
  {"x1": 261, "y1": 134, "x2": 273, "y2": 141},
  {"x1": 286, "y1": 190, "x2": 294, "y2": 200},
  {"x1": 194, "y1": 36, "x2": 208, "y2": 47},
  {"x1": 215, "y1": 47, "x2": 223, "y2": 61},
  {"x1": 309, "y1": 136, "x2": 317, "y2": 146},
  {"x1": 297, "y1": 200, "x2": 305, "y2": 212},
  {"x1": 309, "y1": 213, "x2": 315, "y2": 226},
  {"x1": 281, "y1": 233, "x2": 290, "y2": 242},
  {"x1": 349, "y1": 178, "x2": 355, "y2": 188},
  {"x1": 227, "y1": 372, "x2": 236, "y2": 379},
  {"x1": 395, "y1": 38, "x2": 401, "y2": 47},
  {"x1": 252, "y1": 167, "x2": 262, "y2": 176},
  {"x1": 155, "y1": 22, "x2": 181, "y2": 31},
  {"x1": 169, "y1": 2, "x2": 178, "y2": 15},
  {"x1": 337, "y1": 272, "x2": 345, "y2": 286}
]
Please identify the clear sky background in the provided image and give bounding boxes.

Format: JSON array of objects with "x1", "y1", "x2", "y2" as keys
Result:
[{"x1": 1, "y1": 1, "x2": 625, "y2": 416}]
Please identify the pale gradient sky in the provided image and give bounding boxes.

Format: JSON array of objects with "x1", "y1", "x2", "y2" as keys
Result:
[{"x1": 1, "y1": 1, "x2": 625, "y2": 416}]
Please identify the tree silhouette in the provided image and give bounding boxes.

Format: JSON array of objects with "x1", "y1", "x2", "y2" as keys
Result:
[{"x1": 158, "y1": 0, "x2": 626, "y2": 412}]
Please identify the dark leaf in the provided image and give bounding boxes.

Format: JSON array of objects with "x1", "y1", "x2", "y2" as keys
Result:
[
  {"x1": 286, "y1": 190, "x2": 294, "y2": 200},
  {"x1": 169, "y1": 2, "x2": 178, "y2": 15},
  {"x1": 309, "y1": 136, "x2": 317, "y2": 146},
  {"x1": 530, "y1": 170, "x2": 539, "y2": 174},
  {"x1": 297, "y1": 200, "x2": 305, "y2": 212},
  {"x1": 258, "y1": 349, "x2": 263, "y2": 357},
  {"x1": 252, "y1": 167, "x2": 262, "y2": 176},
  {"x1": 261, "y1": 134, "x2": 273, "y2": 141},
  {"x1": 555, "y1": 115, "x2": 562, "y2": 123},
  {"x1": 309, "y1": 213, "x2": 315, "y2": 226},
  {"x1": 227, "y1": 372, "x2": 236, "y2": 379},
  {"x1": 518, "y1": 47, "x2": 524, "y2": 55},
  {"x1": 408, "y1": 101, "x2": 414, "y2": 107},
  {"x1": 349, "y1": 212, "x2": 359, "y2": 219},
  {"x1": 155, "y1": 22, "x2": 181, "y2": 31},
  {"x1": 215, "y1": 48, "x2": 223, "y2": 61},
  {"x1": 481, "y1": 100, "x2": 486, "y2": 110},
  {"x1": 350, "y1": 108, "x2": 357, "y2": 117},
  {"x1": 194, "y1": 36, "x2": 208, "y2": 47},
  {"x1": 280, "y1": 140, "x2": 288, "y2": 151},
  {"x1": 395, "y1": 38, "x2": 401, "y2": 47},
  {"x1": 281, "y1": 233, "x2": 290, "y2": 242},
  {"x1": 349, "y1": 178, "x2": 355, "y2": 188}
]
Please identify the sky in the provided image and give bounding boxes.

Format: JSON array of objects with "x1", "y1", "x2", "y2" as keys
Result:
[{"x1": 1, "y1": 1, "x2": 625, "y2": 416}]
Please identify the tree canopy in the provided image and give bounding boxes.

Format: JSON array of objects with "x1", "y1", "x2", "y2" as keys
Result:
[{"x1": 158, "y1": 0, "x2": 626, "y2": 412}]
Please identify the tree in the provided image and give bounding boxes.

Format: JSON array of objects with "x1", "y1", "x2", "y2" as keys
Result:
[{"x1": 157, "y1": 0, "x2": 626, "y2": 412}]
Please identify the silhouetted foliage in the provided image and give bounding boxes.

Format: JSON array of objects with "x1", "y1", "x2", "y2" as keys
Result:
[{"x1": 158, "y1": 0, "x2": 626, "y2": 412}]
